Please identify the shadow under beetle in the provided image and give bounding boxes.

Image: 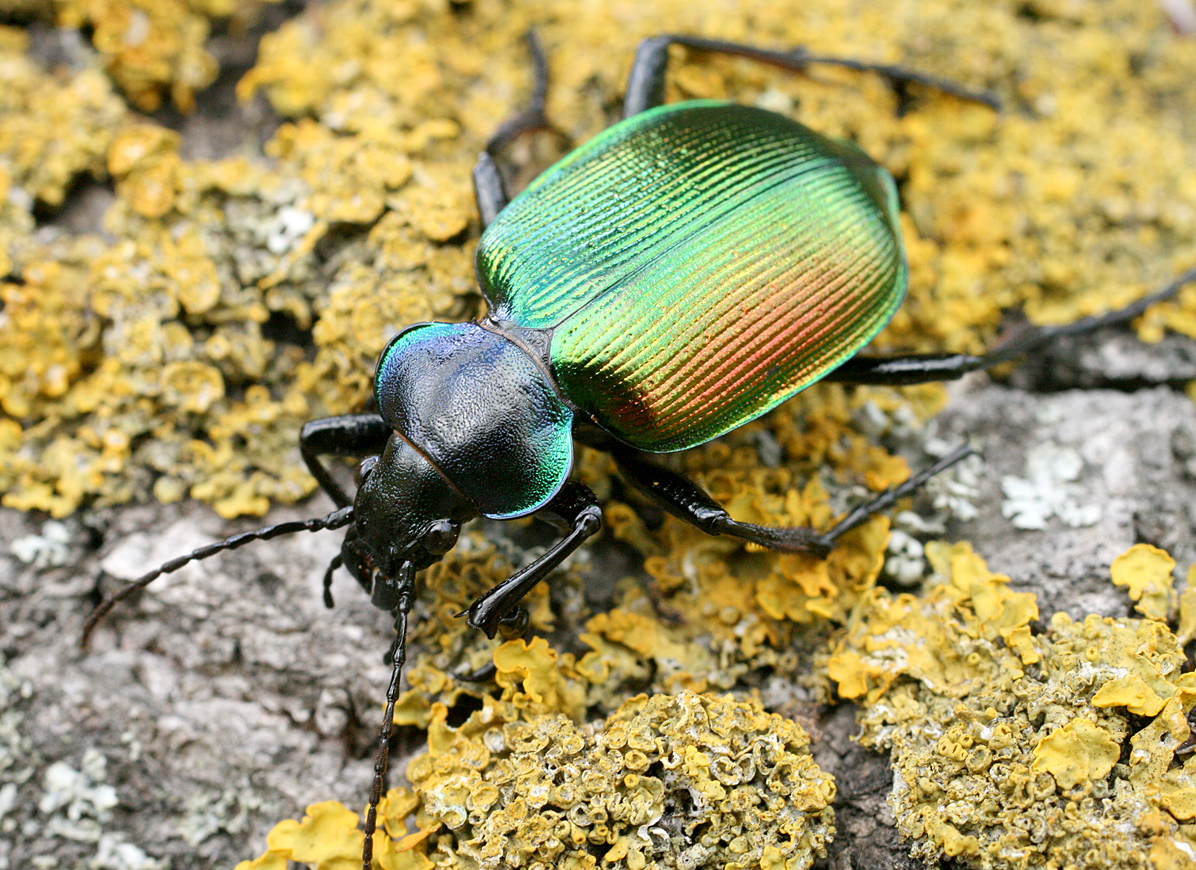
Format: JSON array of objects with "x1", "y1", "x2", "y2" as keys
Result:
[{"x1": 83, "y1": 34, "x2": 1196, "y2": 869}]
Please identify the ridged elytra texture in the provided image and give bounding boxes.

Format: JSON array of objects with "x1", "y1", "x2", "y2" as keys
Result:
[{"x1": 478, "y1": 100, "x2": 908, "y2": 452}]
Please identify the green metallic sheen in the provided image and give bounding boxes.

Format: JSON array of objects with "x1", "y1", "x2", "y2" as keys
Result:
[
  {"x1": 375, "y1": 322, "x2": 574, "y2": 519},
  {"x1": 477, "y1": 100, "x2": 907, "y2": 452}
]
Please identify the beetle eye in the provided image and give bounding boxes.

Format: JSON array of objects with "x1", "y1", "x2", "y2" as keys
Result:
[
  {"x1": 354, "y1": 455, "x2": 379, "y2": 488},
  {"x1": 422, "y1": 519, "x2": 459, "y2": 555}
]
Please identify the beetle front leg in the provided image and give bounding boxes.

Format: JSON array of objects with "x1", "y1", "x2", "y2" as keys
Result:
[
  {"x1": 610, "y1": 444, "x2": 973, "y2": 554},
  {"x1": 464, "y1": 481, "x2": 603, "y2": 638},
  {"x1": 299, "y1": 413, "x2": 391, "y2": 507}
]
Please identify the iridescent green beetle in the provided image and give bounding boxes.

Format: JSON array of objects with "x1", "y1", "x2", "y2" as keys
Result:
[{"x1": 85, "y1": 35, "x2": 1196, "y2": 870}]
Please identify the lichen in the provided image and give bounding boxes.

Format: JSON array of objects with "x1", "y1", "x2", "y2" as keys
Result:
[
  {"x1": 53, "y1": 0, "x2": 280, "y2": 112},
  {"x1": 1111, "y1": 543, "x2": 1177, "y2": 622},
  {"x1": 240, "y1": 690, "x2": 835, "y2": 870},
  {"x1": 827, "y1": 542, "x2": 1196, "y2": 870},
  {"x1": 0, "y1": 26, "x2": 125, "y2": 213}
]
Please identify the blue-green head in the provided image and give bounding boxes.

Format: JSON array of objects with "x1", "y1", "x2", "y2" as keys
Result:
[{"x1": 344, "y1": 321, "x2": 574, "y2": 609}]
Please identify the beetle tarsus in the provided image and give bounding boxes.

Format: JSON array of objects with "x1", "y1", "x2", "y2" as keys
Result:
[
  {"x1": 622, "y1": 33, "x2": 1000, "y2": 118},
  {"x1": 456, "y1": 660, "x2": 500, "y2": 683},
  {"x1": 483, "y1": 30, "x2": 550, "y2": 156},
  {"x1": 473, "y1": 29, "x2": 555, "y2": 227},
  {"x1": 496, "y1": 604, "x2": 530, "y2": 639},
  {"x1": 978, "y1": 263, "x2": 1196, "y2": 368},
  {"x1": 822, "y1": 443, "x2": 975, "y2": 543}
]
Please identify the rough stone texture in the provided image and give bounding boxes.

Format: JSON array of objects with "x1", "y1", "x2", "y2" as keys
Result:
[
  {"x1": 936, "y1": 376, "x2": 1196, "y2": 622},
  {"x1": 813, "y1": 705, "x2": 924, "y2": 870}
]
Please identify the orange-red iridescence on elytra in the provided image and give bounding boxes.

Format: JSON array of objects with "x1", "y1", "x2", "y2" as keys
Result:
[{"x1": 478, "y1": 100, "x2": 907, "y2": 453}]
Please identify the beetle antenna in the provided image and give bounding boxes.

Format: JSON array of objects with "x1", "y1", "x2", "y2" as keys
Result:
[
  {"x1": 823, "y1": 442, "x2": 975, "y2": 543},
  {"x1": 323, "y1": 554, "x2": 344, "y2": 609},
  {"x1": 80, "y1": 505, "x2": 355, "y2": 648},
  {"x1": 361, "y1": 562, "x2": 415, "y2": 870}
]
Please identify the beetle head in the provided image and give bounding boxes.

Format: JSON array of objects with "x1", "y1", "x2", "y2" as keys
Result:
[{"x1": 343, "y1": 432, "x2": 475, "y2": 610}]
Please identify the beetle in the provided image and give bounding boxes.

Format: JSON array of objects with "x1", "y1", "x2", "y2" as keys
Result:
[{"x1": 82, "y1": 34, "x2": 1196, "y2": 870}]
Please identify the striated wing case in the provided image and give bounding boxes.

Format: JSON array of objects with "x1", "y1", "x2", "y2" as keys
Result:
[{"x1": 476, "y1": 100, "x2": 907, "y2": 452}]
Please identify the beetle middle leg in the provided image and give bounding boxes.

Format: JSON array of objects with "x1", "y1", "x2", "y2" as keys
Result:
[
  {"x1": 623, "y1": 33, "x2": 1000, "y2": 119},
  {"x1": 608, "y1": 443, "x2": 973, "y2": 555}
]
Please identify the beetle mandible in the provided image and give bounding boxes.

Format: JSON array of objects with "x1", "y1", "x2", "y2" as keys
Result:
[{"x1": 83, "y1": 34, "x2": 1196, "y2": 870}]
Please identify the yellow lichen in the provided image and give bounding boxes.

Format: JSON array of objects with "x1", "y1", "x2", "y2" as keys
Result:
[
  {"x1": 832, "y1": 544, "x2": 1196, "y2": 870},
  {"x1": 55, "y1": 0, "x2": 279, "y2": 112},
  {"x1": 1111, "y1": 543, "x2": 1177, "y2": 621},
  {"x1": 402, "y1": 691, "x2": 834, "y2": 870},
  {"x1": 1032, "y1": 719, "x2": 1120, "y2": 790},
  {"x1": 1177, "y1": 564, "x2": 1196, "y2": 646},
  {"x1": 493, "y1": 636, "x2": 588, "y2": 721},
  {"x1": 0, "y1": 29, "x2": 125, "y2": 207},
  {"x1": 237, "y1": 801, "x2": 365, "y2": 870}
]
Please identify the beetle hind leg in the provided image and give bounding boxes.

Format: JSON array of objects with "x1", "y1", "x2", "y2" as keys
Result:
[
  {"x1": 623, "y1": 34, "x2": 999, "y2": 118},
  {"x1": 473, "y1": 31, "x2": 553, "y2": 227}
]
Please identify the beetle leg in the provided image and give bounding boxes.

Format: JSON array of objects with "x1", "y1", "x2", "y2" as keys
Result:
[
  {"x1": 623, "y1": 34, "x2": 999, "y2": 118},
  {"x1": 610, "y1": 444, "x2": 973, "y2": 554},
  {"x1": 609, "y1": 446, "x2": 834, "y2": 553},
  {"x1": 472, "y1": 154, "x2": 509, "y2": 230},
  {"x1": 299, "y1": 413, "x2": 391, "y2": 507},
  {"x1": 456, "y1": 606, "x2": 531, "y2": 683},
  {"x1": 826, "y1": 351, "x2": 988, "y2": 386},
  {"x1": 463, "y1": 481, "x2": 602, "y2": 638},
  {"x1": 472, "y1": 31, "x2": 552, "y2": 228},
  {"x1": 829, "y1": 265, "x2": 1196, "y2": 387}
]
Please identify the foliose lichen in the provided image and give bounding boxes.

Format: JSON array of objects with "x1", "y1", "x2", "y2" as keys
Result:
[
  {"x1": 826, "y1": 542, "x2": 1196, "y2": 870},
  {"x1": 239, "y1": 688, "x2": 835, "y2": 870}
]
